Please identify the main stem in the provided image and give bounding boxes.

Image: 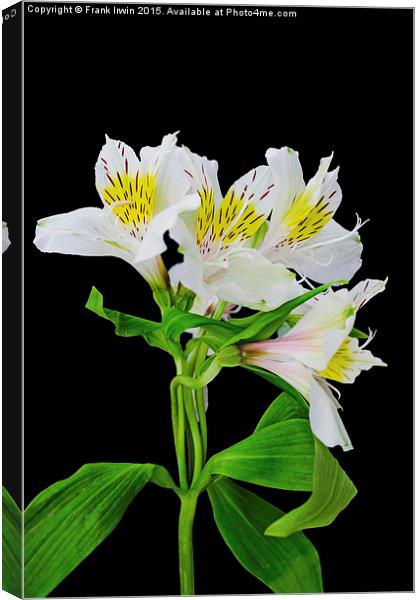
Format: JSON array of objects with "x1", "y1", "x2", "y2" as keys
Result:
[
  {"x1": 178, "y1": 492, "x2": 198, "y2": 596},
  {"x1": 171, "y1": 301, "x2": 225, "y2": 595}
]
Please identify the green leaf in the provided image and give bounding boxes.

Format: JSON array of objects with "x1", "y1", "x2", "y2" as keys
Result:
[
  {"x1": 86, "y1": 287, "x2": 168, "y2": 351},
  {"x1": 225, "y1": 281, "x2": 344, "y2": 346},
  {"x1": 255, "y1": 392, "x2": 309, "y2": 431},
  {"x1": 161, "y1": 307, "x2": 239, "y2": 341},
  {"x1": 198, "y1": 419, "x2": 314, "y2": 492},
  {"x1": 24, "y1": 462, "x2": 156, "y2": 597},
  {"x1": 2, "y1": 487, "x2": 22, "y2": 597},
  {"x1": 265, "y1": 437, "x2": 357, "y2": 537},
  {"x1": 208, "y1": 478, "x2": 323, "y2": 593},
  {"x1": 151, "y1": 465, "x2": 179, "y2": 492},
  {"x1": 243, "y1": 364, "x2": 309, "y2": 409}
]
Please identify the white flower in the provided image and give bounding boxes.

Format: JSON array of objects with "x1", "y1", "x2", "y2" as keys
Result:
[
  {"x1": 257, "y1": 147, "x2": 364, "y2": 284},
  {"x1": 287, "y1": 277, "x2": 387, "y2": 384},
  {"x1": 240, "y1": 282, "x2": 386, "y2": 451},
  {"x1": 170, "y1": 147, "x2": 303, "y2": 310},
  {"x1": 34, "y1": 133, "x2": 199, "y2": 288},
  {"x1": 2, "y1": 222, "x2": 10, "y2": 253}
]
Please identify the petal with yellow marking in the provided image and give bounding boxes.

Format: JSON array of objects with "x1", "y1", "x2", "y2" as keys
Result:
[{"x1": 317, "y1": 336, "x2": 386, "y2": 384}]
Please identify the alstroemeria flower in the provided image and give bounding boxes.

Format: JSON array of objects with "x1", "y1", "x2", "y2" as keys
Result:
[
  {"x1": 170, "y1": 148, "x2": 303, "y2": 310},
  {"x1": 2, "y1": 222, "x2": 10, "y2": 253},
  {"x1": 241, "y1": 289, "x2": 356, "y2": 450},
  {"x1": 256, "y1": 147, "x2": 364, "y2": 284},
  {"x1": 315, "y1": 278, "x2": 387, "y2": 384},
  {"x1": 34, "y1": 134, "x2": 199, "y2": 288},
  {"x1": 240, "y1": 281, "x2": 386, "y2": 451}
]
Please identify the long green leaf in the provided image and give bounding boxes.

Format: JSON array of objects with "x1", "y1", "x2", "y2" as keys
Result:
[
  {"x1": 225, "y1": 281, "x2": 343, "y2": 346},
  {"x1": 86, "y1": 287, "x2": 168, "y2": 351},
  {"x1": 24, "y1": 462, "x2": 156, "y2": 597},
  {"x1": 252, "y1": 392, "x2": 357, "y2": 538},
  {"x1": 2, "y1": 487, "x2": 22, "y2": 597},
  {"x1": 161, "y1": 307, "x2": 239, "y2": 341},
  {"x1": 265, "y1": 437, "x2": 357, "y2": 537},
  {"x1": 198, "y1": 419, "x2": 314, "y2": 492},
  {"x1": 208, "y1": 478, "x2": 323, "y2": 593},
  {"x1": 255, "y1": 392, "x2": 309, "y2": 431}
]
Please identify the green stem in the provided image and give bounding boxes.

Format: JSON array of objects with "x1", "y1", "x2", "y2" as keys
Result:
[
  {"x1": 212, "y1": 299, "x2": 228, "y2": 320},
  {"x1": 193, "y1": 342, "x2": 209, "y2": 460},
  {"x1": 178, "y1": 492, "x2": 198, "y2": 595},
  {"x1": 195, "y1": 387, "x2": 207, "y2": 460},
  {"x1": 171, "y1": 378, "x2": 188, "y2": 489},
  {"x1": 185, "y1": 425, "x2": 195, "y2": 482},
  {"x1": 171, "y1": 357, "x2": 188, "y2": 490},
  {"x1": 182, "y1": 386, "x2": 203, "y2": 485}
]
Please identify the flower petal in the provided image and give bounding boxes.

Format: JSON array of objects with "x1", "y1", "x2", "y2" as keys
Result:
[
  {"x1": 317, "y1": 336, "x2": 387, "y2": 384},
  {"x1": 272, "y1": 219, "x2": 363, "y2": 283},
  {"x1": 274, "y1": 289, "x2": 356, "y2": 370},
  {"x1": 134, "y1": 194, "x2": 200, "y2": 263},
  {"x1": 169, "y1": 210, "x2": 201, "y2": 260},
  {"x1": 140, "y1": 134, "x2": 191, "y2": 212},
  {"x1": 2, "y1": 222, "x2": 10, "y2": 253},
  {"x1": 95, "y1": 135, "x2": 142, "y2": 207},
  {"x1": 228, "y1": 165, "x2": 275, "y2": 216},
  {"x1": 139, "y1": 132, "x2": 179, "y2": 174},
  {"x1": 209, "y1": 167, "x2": 274, "y2": 249},
  {"x1": 262, "y1": 150, "x2": 343, "y2": 266},
  {"x1": 244, "y1": 355, "x2": 313, "y2": 397},
  {"x1": 181, "y1": 146, "x2": 223, "y2": 205},
  {"x1": 305, "y1": 154, "x2": 339, "y2": 206},
  {"x1": 169, "y1": 253, "x2": 211, "y2": 303},
  {"x1": 95, "y1": 135, "x2": 161, "y2": 241},
  {"x1": 209, "y1": 249, "x2": 304, "y2": 311},
  {"x1": 265, "y1": 147, "x2": 305, "y2": 233},
  {"x1": 349, "y1": 277, "x2": 387, "y2": 310},
  {"x1": 34, "y1": 207, "x2": 131, "y2": 259},
  {"x1": 178, "y1": 147, "x2": 223, "y2": 250},
  {"x1": 309, "y1": 378, "x2": 353, "y2": 451}
]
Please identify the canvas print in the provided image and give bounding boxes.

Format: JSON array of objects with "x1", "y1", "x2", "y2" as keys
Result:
[{"x1": 2, "y1": 2, "x2": 413, "y2": 597}]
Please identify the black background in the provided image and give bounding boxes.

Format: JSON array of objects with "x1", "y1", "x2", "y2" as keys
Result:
[{"x1": 13, "y1": 3, "x2": 415, "y2": 595}]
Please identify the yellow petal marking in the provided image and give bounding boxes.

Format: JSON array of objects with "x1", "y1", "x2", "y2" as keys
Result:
[
  {"x1": 196, "y1": 189, "x2": 265, "y2": 249},
  {"x1": 196, "y1": 187, "x2": 215, "y2": 245},
  {"x1": 212, "y1": 190, "x2": 266, "y2": 246},
  {"x1": 317, "y1": 337, "x2": 365, "y2": 383},
  {"x1": 278, "y1": 191, "x2": 336, "y2": 247},
  {"x1": 101, "y1": 170, "x2": 156, "y2": 238}
]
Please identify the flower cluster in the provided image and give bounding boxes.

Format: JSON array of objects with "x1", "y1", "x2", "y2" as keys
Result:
[{"x1": 34, "y1": 132, "x2": 386, "y2": 451}]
